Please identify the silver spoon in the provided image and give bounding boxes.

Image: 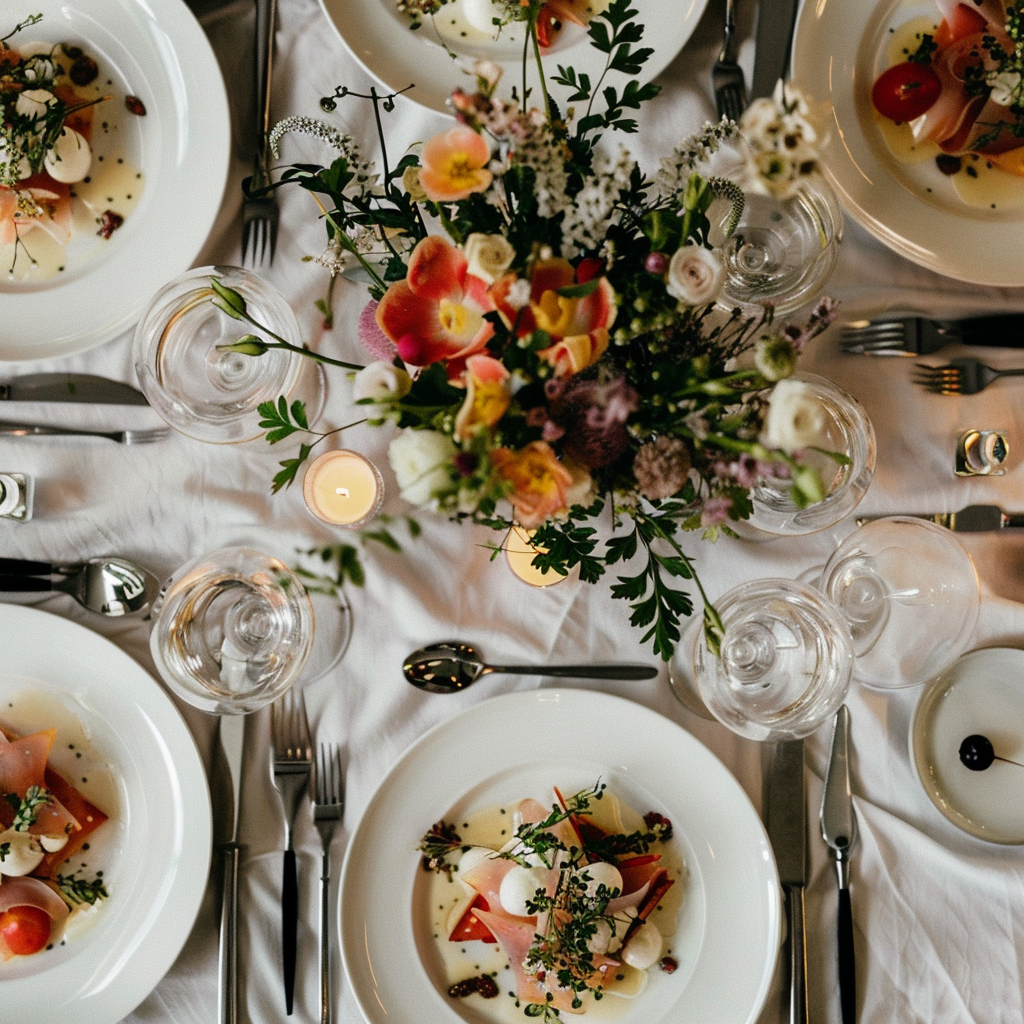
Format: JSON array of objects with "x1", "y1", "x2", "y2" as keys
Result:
[
  {"x1": 0, "y1": 556, "x2": 158, "y2": 616},
  {"x1": 403, "y1": 641, "x2": 659, "y2": 693}
]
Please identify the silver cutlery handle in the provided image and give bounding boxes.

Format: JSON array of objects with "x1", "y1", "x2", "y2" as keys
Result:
[
  {"x1": 785, "y1": 883, "x2": 808, "y2": 1024},
  {"x1": 0, "y1": 421, "x2": 107, "y2": 439},
  {"x1": 219, "y1": 843, "x2": 240, "y2": 1024},
  {"x1": 837, "y1": 884, "x2": 856, "y2": 1024},
  {"x1": 320, "y1": 847, "x2": 331, "y2": 1024},
  {"x1": 488, "y1": 664, "x2": 658, "y2": 680}
]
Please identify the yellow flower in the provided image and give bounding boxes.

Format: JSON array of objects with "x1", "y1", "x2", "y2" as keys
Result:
[{"x1": 418, "y1": 126, "x2": 493, "y2": 202}]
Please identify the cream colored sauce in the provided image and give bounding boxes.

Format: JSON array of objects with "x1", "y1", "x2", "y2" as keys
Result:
[{"x1": 424, "y1": 790, "x2": 686, "y2": 1024}]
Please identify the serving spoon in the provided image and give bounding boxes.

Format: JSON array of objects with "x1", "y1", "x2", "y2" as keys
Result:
[
  {"x1": 0, "y1": 556, "x2": 158, "y2": 616},
  {"x1": 403, "y1": 641, "x2": 659, "y2": 693}
]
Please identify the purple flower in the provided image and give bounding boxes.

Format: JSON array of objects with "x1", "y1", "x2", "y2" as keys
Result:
[
  {"x1": 547, "y1": 375, "x2": 639, "y2": 469},
  {"x1": 701, "y1": 496, "x2": 733, "y2": 527}
]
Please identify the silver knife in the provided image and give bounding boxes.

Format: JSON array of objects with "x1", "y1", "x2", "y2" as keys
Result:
[
  {"x1": 0, "y1": 373, "x2": 149, "y2": 405},
  {"x1": 820, "y1": 705, "x2": 857, "y2": 1024},
  {"x1": 750, "y1": 0, "x2": 799, "y2": 100},
  {"x1": 856, "y1": 505, "x2": 1024, "y2": 531},
  {"x1": 218, "y1": 713, "x2": 246, "y2": 1024},
  {"x1": 765, "y1": 738, "x2": 808, "y2": 1024}
]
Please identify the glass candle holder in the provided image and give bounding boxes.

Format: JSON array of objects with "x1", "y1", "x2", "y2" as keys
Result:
[
  {"x1": 302, "y1": 450, "x2": 384, "y2": 528},
  {"x1": 504, "y1": 525, "x2": 570, "y2": 587}
]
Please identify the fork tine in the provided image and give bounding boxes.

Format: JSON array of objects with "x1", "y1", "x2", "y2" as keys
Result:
[{"x1": 316, "y1": 742, "x2": 343, "y2": 804}]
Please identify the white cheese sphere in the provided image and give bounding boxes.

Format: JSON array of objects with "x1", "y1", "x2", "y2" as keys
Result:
[
  {"x1": 499, "y1": 864, "x2": 547, "y2": 917},
  {"x1": 461, "y1": 0, "x2": 503, "y2": 34},
  {"x1": 0, "y1": 828, "x2": 45, "y2": 876},
  {"x1": 16, "y1": 87, "x2": 57, "y2": 120},
  {"x1": 621, "y1": 920, "x2": 662, "y2": 970},
  {"x1": 583, "y1": 860, "x2": 623, "y2": 898},
  {"x1": 44, "y1": 127, "x2": 92, "y2": 183}
]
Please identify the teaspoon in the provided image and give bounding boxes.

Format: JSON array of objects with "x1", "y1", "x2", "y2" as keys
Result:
[
  {"x1": 403, "y1": 641, "x2": 659, "y2": 693},
  {"x1": 0, "y1": 556, "x2": 158, "y2": 616}
]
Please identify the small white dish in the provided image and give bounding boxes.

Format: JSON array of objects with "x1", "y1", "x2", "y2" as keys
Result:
[
  {"x1": 911, "y1": 647, "x2": 1024, "y2": 844},
  {"x1": 339, "y1": 688, "x2": 781, "y2": 1024}
]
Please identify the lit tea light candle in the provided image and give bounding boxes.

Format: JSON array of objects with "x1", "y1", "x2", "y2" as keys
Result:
[
  {"x1": 504, "y1": 525, "x2": 571, "y2": 588},
  {"x1": 303, "y1": 449, "x2": 384, "y2": 528}
]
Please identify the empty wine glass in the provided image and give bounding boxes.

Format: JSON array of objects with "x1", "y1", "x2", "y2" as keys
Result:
[
  {"x1": 133, "y1": 266, "x2": 325, "y2": 444},
  {"x1": 691, "y1": 578, "x2": 854, "y2": 741},
  {"x1": 817, "y1": 517, "x2": 981, "y2": 689},
  {"x1": 149, "y1": 546, "x2": 315, "y2": 714}
]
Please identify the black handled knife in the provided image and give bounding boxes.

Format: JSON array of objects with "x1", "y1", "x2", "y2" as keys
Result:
[
  {"x1": 750, "y1": 0, "x2": 800, "y2": 100},
  {"x1": 0, "y1": 373, "x2": 149, "y2": 405},
  {"x1": 856, "y1": 505, "x2": 1024, "y2": 531}
]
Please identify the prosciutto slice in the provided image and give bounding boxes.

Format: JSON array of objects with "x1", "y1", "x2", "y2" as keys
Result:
[
  {"x1": 0, "y1": 876, "x2": 69, "y2": 961},
  {"x1": 0, "y1": 728, "x2": 80, "y2": 844}
]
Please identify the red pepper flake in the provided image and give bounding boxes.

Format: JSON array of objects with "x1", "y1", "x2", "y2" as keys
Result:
[
  {"x1": 659, "y1": 956, "x2": 679, "y2": 974},
  {"x1": 97, "y1": 210, "x2": 123, "y2": 239},
  {"x1": 125, "y1": 95, "x2": 147, "y2": 116}
]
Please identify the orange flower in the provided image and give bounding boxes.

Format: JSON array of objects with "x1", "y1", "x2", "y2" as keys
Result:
[
  {"x1": 454, "y1": 354, "x2": 511, "y2": 441},
  {"x1": 418, "y1": 126, "x2": 493, "y2": 202},
  {"x1": 491, "y1": 441, "x2": 574, "y2": 528}
]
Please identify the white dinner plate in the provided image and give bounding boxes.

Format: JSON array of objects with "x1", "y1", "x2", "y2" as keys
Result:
[
  {"x1": 340, "y1": 689, "x2": 781, "y2": 1024},
  {"x1": 911, "y1": 647, "x2": 1024, "y2": 844},
  {"x1": 0, "y1": 0, "x2": 230, "y2": 362},
  {"x1": 0, "y1": 604, "x2": 211, "y2": 1021},
  {"x1": 317, "y1": 0, "x2": 709, "y2": 115},
  {"x1": 792, "y1": 0, "x2": 1024, "y2": 286}
]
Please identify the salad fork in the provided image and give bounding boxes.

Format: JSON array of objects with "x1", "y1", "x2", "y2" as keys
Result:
[
  {"x1": 912, "y1": 357, "x2": 1024, "y2": 395},
  {"x1": 841, "y1": 314, "x2": 1024, "y2": 356},
  {"x1": 313, "y1": 743, "x2": 345, "y2": 1024},
  {"x1": 270, "y1": 689, "x2": 312, "y2": 1015},
  {"x1": 0, "y1": 422, "x2": 170, "y2": 444},
  {"x1": 712, "y1": 0, "x2": 747, "y2": 121}
]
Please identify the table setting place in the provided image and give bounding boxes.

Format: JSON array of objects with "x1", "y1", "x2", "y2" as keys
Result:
[{"x1": 4, "y1": 0, "x2": 1024, "y2": 1022}]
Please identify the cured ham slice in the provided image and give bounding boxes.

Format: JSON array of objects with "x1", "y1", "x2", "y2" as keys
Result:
[
  {"x1": 0, "y1": 876, "x2": 70, "y2": 961},
  {"x1": 0, "y1": 177, "x2": 74, "y2": 248}
]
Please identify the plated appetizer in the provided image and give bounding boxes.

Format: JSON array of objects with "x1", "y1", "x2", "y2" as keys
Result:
[
  {"x1": 1, "y1": 13, "x2": 145, "y2": 280},
  {"x1": 0, "y1": 719, "x2": 109, "y2": 960},
  {"x1": 419, "y1": 782, "x2": 682, "y2": 1020}
]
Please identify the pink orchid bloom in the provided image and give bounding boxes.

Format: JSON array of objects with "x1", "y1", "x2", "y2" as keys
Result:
[
  {"x1": 376, "y1": 236, "x2": 496, "y2": 373},
  {"x1": 418, "y1": 126, "x2": 493, "y2": 203}
]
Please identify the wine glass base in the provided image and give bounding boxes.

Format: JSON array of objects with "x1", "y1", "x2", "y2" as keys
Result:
[{"x1": 667, "y1": 617, "x2": 715, "y2": 719}]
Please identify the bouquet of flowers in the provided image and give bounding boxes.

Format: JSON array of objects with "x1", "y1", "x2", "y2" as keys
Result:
[{"x1": 219, "y1": 0, "x2": 840, "y2": 659}]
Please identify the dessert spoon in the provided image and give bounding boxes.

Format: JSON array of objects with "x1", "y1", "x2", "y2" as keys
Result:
[
  {"x1": 403, "y1": 640, "x2": 658, "y2": 693},
  {"x1": 0, "y1": 556, "x2": 158, "y2": 616}
]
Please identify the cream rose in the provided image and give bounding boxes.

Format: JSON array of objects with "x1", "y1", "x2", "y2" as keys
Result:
[
  {"x1": 464, "y1": 233, "x2": 515, "y2": 284},
  {"x1": 402, "y1": 164, "x2": 428, "y2": 202},
  {"x1": 665, "y1": 244, "x2": 724, "y2": 305},
  {"x1": 388, "y1": 429, "x2": 456, "y2": 506},
  {"x1": 761, "y1": 378, "x2": 830, "y2": 453},
  {"x1": 352, "y1": 361, "x2": 412, "y2": 402}
]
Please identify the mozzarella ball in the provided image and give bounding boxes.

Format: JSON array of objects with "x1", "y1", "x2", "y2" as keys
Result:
[
  {"x1": 461, "y1": 0, "x2": 503, "y2": 34},
  {"x1": 16, "y1": 88, "x2": 57, "y2": 120},
  {"x1": 499, "y1": 864, "x2": 547, "y2": 917},
  {"x1": 0, "y1": 828, "x2": 45, "y2": 876},
  {"x1": 583, "y1": 860, "x2": 623, "y2": 898},
  {"x1": 621, "y1": 920, "x2": 662, "y2": 970},
  {"x1": 44, "y1": 127, "x2": 92, "y2": 183}
]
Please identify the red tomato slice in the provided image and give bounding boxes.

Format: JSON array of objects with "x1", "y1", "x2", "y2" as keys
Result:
[
  {"x1": 0, "y1": 905, "x2": 52, "y2": 956},
  {"x1": 449, "y1": 895, "x2": 497, "y2": 943},
  {"x1": 871, "y1": 62, "x2": 942, "y2": 123},
  {"x1": 934, "y1": 3, "x2": 987, "y2": 48}
]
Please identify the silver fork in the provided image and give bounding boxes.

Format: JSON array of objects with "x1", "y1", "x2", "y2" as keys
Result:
[
  {"x1": 841, "y1": 314, "x2": 1024, "y2": 356},
  {"x1": 712, "y1": 0, "x2": 747, "y2": 121},
  {"x1": 241, "y1": 0, "x2": 280, "y2": 266},
  {"x1": 912, "y1": 357, "x2": 1024, "y2": 395},
  {"x1": 0, "y1": 422, "x2": 170, "y2": 444},
  {"x1": 313, "y1": 743, "x2": 345, "y2": 1024},
  {"x1": 270, "y1": 688, "x2": 312, "y2": 1015}
]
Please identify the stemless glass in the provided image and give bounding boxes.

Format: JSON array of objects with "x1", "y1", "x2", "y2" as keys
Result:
[
  {"x1": 692, "y1": 578, "x2": 854, "y2": 741},
  {"x1": 746, "y1": 373, "x2": 876, "y2": 536},
  {"x1": 134, "y1": 265, "x2": 324, "y2": 444},
  {"x1": 718, "y1": 176, "x2": 843, "y2": 317},
  {"x1": 149, "y1": 546, "x2": 315, "y2": 714},
  {"x1": 817, "y1": 517, "x2": 981, "y2": 689}
]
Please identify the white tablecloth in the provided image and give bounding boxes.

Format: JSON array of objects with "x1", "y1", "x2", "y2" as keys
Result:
[{"x1": 4, "y1": 0, "x2": 1024, "y2": 1021}]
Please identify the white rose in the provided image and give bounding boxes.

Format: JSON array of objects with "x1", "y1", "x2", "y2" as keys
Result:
[
  {"x1": 665, "y1": 244, "x2": 725, "y2": 305},
  {"x1": 761, "y1": 378, "x2": 830, "y2": 453},
  {"x1": 352, "y1": 361, "x2": 412, "y2": 402},
  {"x1": 464, "y1": 232, "x2": 515, "y2": 284},
  {"x1": 388, "y1": 429, "x2": 456, "y2": 506}
]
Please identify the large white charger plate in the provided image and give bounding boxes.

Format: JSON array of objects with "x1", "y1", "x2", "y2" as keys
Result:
[
  {"x1": 340, "y1": 689, "x2": 781, "y2": 1024},
  {"x1": 0, "y1": 603, "x2": 211, "y2": 1022},
  {"x1": 792, "y1": 0, "x2": 1024, "y2": 286},
  {"x1": 0, "y1": 0, "x2": 230, "y2": 362},
  {"x1": 911, "y1": 647, "x2": 1024, "y2": 844},
  {"x1": 317, "y1": 0, "x2": 709, "y2": 116}
]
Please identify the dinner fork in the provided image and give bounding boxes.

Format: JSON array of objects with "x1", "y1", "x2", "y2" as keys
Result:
[
  {"x1": 840, "y1": 314, "x2": 1024, "y2": 356},
  {"x1": 313, "y1": 743, "x2": 345, "y2": 1024},
  {"x1": 270, "y1": 688, "x2": 312, "y2": 1015},
  {"x1": 0, "y1": 421, "x2": 170, "y2": 444},
  {"x1": 241, "y1": 0, "x2": 280, "y2": 265},
  {"x1": 912, "y1": 357, "x2": 1024, "y2": 395},
  {"x1": 712, "y1": 0, "x2": 747, "y2": 121}
]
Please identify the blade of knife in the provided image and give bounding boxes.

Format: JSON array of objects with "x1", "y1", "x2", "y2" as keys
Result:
[
  {"x1": 820, "y1": 705, "x2": 857, "y2": 1024},
  {"x1": 750, "y1": 0, "x2": 800, "y2": 100},
  {"x1": 218, "y1": 713, "x2": 245, "y2": 1024},
  {"x1": 856, "y1": 505, "x2": 1024, "y2": 531},
  {"x1": 0, "y1": 373, "x2": 149, "y2": 405},
  {"x1": 765, "y1": 738, "x2": 808, "y2": 1024}
]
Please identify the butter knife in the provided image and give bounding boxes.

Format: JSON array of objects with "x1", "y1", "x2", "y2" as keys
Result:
[
  {"x1": 0, "y1": 373, "x2": 149, "y2": 405},
  {"x1": 765, "y1": 739, "x2": 808, "y2": 1024},
  {"x1": 218, "y1": 713, "x2": 246, "y2": 1024},
  {"x1": 750, "y1": 0, "x2": 799, "y2": 99},
  {"x1": 820, "y1": 705, "x2": 857, "y2": 1024},
  {"x1": 856, "y1": 505, "x2": 1024, "y2": 531}
]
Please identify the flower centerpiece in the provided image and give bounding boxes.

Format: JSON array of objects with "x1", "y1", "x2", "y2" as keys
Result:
[{"x1": 217, "y1": 0, "x2": 842, "y2": 659}]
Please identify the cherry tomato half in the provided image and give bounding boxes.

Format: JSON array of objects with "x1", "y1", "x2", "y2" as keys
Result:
[
  {"x1": 872, "y1": 62, "x2": 942, "y2": 123},
  {"x1": 0, "y1": 905, "x2": 52, "y2": 956}
]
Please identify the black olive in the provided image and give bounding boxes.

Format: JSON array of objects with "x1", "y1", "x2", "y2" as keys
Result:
[{"x1": 959, "y1": 734, "x2": 995, "y2": 771}]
